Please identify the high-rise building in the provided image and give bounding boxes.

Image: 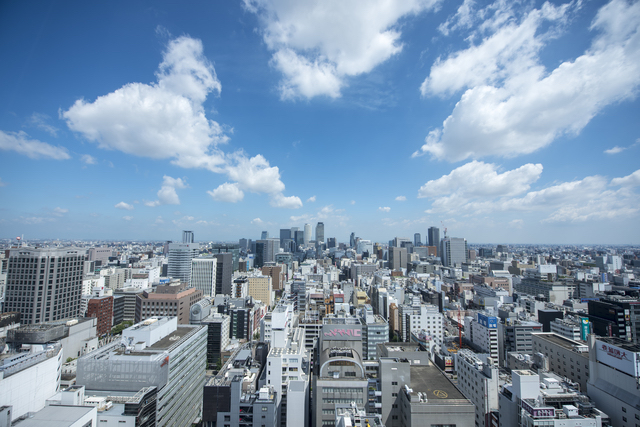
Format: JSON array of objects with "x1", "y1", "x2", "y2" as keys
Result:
[
  {"x1": 261, "y1": 231, "x2": 269, "y2": 240},
  {"x1": 414, "y1": 233, "x2": 421, "y2": 246},
  {"x1": 214, "y1": 252, "x2": 233, "y2": 295},
  {"x1": 247, "y1": 275, "x2": 272, "y2": 307},
  {"x1": 167, "y1": 242, "x2": 200, "y2": 284},
  {"x1": 327, "y1": 237, "x2": 336, "y2": 248},
  {"x1": 389, "y1": 246, "x2": 407, "y2": 271},
  {"x1": 136, "y1": 282, "x2": 203, "y2": 324},
  {"x1": 440, "y1": 237, "x2": 467, "y2": 267},
  {"x1": 427, "y1": 226, "x2": 440, "y2": 247},
  {"x1": 3, "y1": 247, "x2": 86, "y2": 324},
  {"x1": 315, "y1": 222, "x2": 324, "y2": 245},
  {"x1": 86, "y1": 295, "x2": 114, "y2": 335},
  {"x1": 191, "y1": 258, "x2": 217, "y2": 297},
  {"x1": 279, "y1": 228, "x2": 292, "y2": 249},
  {"x1": 349, "y1": 232, "x2": 356, "y2": 248},
  {"x1": 182, "y1": 230, "x2": 194, "y2": 243},
  {"x1": 255, "y1": 239, "x2": 279, "y2": 268},
  {"x1": 303, "y1": 223, "x2": 312, "y2": 246}
]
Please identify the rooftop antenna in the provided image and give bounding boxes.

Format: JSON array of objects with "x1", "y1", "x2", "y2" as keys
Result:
[
  {"x1": 16, "y1": 235, "x2": 23, "y2": 248},
  {"x1": 440, "y1": 222, "x2": 447, "y2": 238}
]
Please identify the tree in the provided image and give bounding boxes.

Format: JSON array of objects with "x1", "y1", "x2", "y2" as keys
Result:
[{"x1": 111, "y1": 320, "x2": 133, "y2": 335}]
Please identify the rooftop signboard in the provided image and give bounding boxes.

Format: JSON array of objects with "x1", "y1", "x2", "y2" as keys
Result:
[{"x1": 595, "y1": 339, "x2": 640, "y2": 377}]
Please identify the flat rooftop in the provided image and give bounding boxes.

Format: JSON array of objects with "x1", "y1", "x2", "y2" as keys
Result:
[
  {"x1": 532, "y1": 333, "x2": 587, "y2": 351},
  {"x1": 409, "y1": 365, "x2": 467, "y2": 401},
  {"x1": 13, "y1": 405, "x2": 95, "y2": 426},
  {"x1": 597, "y1": 337, "x2": 640, "y2": 353}
]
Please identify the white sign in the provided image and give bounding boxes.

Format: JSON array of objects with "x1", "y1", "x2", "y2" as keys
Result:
[{"x1": 595, "y1": 339, "x2": 640, "y2": 377}]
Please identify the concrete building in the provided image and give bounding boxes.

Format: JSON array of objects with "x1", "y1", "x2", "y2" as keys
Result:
[
  {"x1": 550, "y1": 317, "x2": 582, "y2": 341},
  {"x1": 441, "y1": 237, "x2": 467, "y2": 268},
  {"x1": 167, "y1": 242, "x2": 200, "y2": 285},
  {"x1": 247, "y1": 275, "x2": 273, "y2": 308},
  {"x1": 315, "y1": 222, "x2": 325, "y2": 245},
  {"x1": 498, "y1": 320, "x2": 542, "y2": 366},
  {"x1": 455, "y1": 350, "x2": 499, "y2": 427},
  {"x1": 499, "y1": 370, "x2": 608, "y2": 427},
  {"x1": 389, "y1": 247, "x2": 408, "y2": 271},
  {"x1": 427, "y1": 227, "x2": 440, "y2": 248},
  {"x1": 76, "y1": 317, "x2": 207, "y2": 427},
  {"x1": 191, "y1": 258, "x2": 217, "y2": 297},
  {"x1": 113, "y1": 287, "x2": 144, "y2": 322},
  {"x1": 0, "y1": 343, "x2": 63, "y2": 422},
  {"x1": 213, "y1": 252, "x2": 233, "y2": 295},
  {"x1": 255, "y1": 239, "x2": 279, "y2": 268},
  {"x1": 586, "y1": 336, "x2": 640, "y2": 427},
  {"x1": 359, "y1": 304, "x2": 389, "y2": 360},
  {"x1": 465, "y1": 312, "x2": 500, "y2": 364},
  {"x1": 135, "y1": 282, "x2": 203, "y2": 324},
  {"x1": 3, "y1": 247, "x2": 86, "y2": 324},
  {"x1": 201, "y1": 313, "x2": 231, "y2": 370},
  {"x1": 102, "y1": 267, "x2": 126, "y2": 290},
  {"x1": 531, "y1": 332, "x2": 589, "y2": 393}
]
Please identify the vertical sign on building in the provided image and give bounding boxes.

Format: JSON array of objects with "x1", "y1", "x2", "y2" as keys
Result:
[{"x1": 580, "y1": 317, "x2": 590, "y2": 341}]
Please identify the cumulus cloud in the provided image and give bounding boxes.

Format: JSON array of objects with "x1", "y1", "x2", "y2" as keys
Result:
[
  {"x1": 245, "y1": 0, "x2": 440, "y2": 99},
  {"x1": 415, "y1": 0, "x2": 640, "y2": 161},
  {"x1": 395, "y1": 196, "x2": 407, "y2": 201},
  {"x1": 270, "y1": 193, "x2": 303, "y2": 209},
  {"x1": 81, "y1": 154, "x2": 97, "y2": 165},
  {"x1": 307, "y1": 195, "x2": 316, "y2": 202},
  {"x1": 420, "y1": 164, "x2": 640, "y2": 223},
  {"x1": 63, "y1": 35, "x2": 300, "y2": 207},
  {"x1": 611, "y1": 169, "x2": 640, "y2": 187},
  {"x1": 251, "y1": 218, "x2": 264, "y2": 225},
  {"x1": 146, "y1": 175, "x2": 188, "y2": 206},
  {"x1": 115, "y1": 201, "x2": 134, "y2": 210},
  {"x1": 379, "y1": 206, "x2": 391, "y2": 212},
  {"x1": 208, "y1": 182, "x2": 245, "y2": 203},
  {"x1": 0, "y1": 130, "x2": 70, "y2": 160}
]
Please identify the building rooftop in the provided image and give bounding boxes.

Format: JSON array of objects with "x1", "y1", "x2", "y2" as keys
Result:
[
  {"x1": 409, "y1": 365, "x2": 467, "y2": 402},
  {"x1": 12, "y1": 405, "x2": 95, "y2": 427},
  {"x1": 596, "y1": 337, "x2": 640, "y2": 353},
  {"x1": 532, "y1": 333, "x2": 588, "y2": 353}
]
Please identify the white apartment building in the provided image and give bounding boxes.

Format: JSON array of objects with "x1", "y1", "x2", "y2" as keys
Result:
[
  {"x1": 402, "y1": 303, "x2": 443, "y2": 350},
  {"x1": 550, "y1": 317, "x2": 582, "y2": 341},
  {"x1": 465, "y1": 312, "x2": 500, "y2": 360}
]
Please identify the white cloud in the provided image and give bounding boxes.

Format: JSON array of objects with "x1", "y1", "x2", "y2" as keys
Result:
[
  {"x1": 307, "y1": 195, "x2": 316, "y2": 202},
  {"x1": 509, "y1": 219, "x2": 523, "y2": 228},
  {"x1": 350, "y1": 200, "x2": 356, "y2": 205},
  {"x1": 27, "y1": 113, "x2": 59, "y2": 137},
  {"x1": 604, "y1": 146, "x2": 625, "y2": 154},
  {"x1": 208, "y1": 182, "x2": 245, "y2": 203},
  {"x1": 395, "y1": 196, "x2": 407, "y2": 201},
  {"x1": 122, "y1": 216, "x2": 133, "y2": 221},
  {"x1": 53, "y1": 207, "x2": 68, "y2": 216},
  {"x1": 611, "y1": 169, "x2": 640, "y2": 187},
  {"x1": 63, "y1": 35, "x2": 300, "y2": 207},
  {"x1": 81, "y1": 154, "x2": 97, "y2": 165},
  {"x1": 155, "y1": 216, "x2": 164, "y2": 224},
  {"x1": 415, "y1": 0, "x2": 640, "y2": 161},
  {"x1": 115, "y1": 201, "x2": 134, "y2": 210},
  {"x1": 270, "y1": 193, "x2": 303, "y2": 209},
  {"x1": 438, "y1": 0, "x2": 476, "y2": 36},
  {"x1": 418, "y1": 161, "x2": 542, "y2": 199},
  {"x1": 379, "y1": 206, "x2": 391, "y2": 212},
  {"x1": 146, "y1": 175, "x2": 188, "y2": 206},
  {"x1": 0, "y1": 130, "x2": 70, "y2": 160},
  {"x1": 245, "y1": 0, "x2": 440, "y2": 99},
  {"x1": 420, "y1": 165, "x2": 640, "y2": 223},
  {"x1": 251, "y1": 218, "x2": 264, "y2": 225},
  {"x1": 21, "y1": 216, "x2": 54, "y2": 224}
]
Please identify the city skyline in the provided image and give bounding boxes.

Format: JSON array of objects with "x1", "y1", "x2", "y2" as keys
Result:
[{"x1": 1, "y1": 0, "x2": 640, "y2": 244}]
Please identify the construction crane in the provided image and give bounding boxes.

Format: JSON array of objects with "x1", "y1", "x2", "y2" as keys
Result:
[{"x1": 441, "y1": 221, "x2": 447, "y2": 238}]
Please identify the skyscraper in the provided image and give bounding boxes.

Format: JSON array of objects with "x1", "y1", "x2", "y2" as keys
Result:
[
  {"x1": 255, "y1": 239, "x2": 279, "y2": 268},
  {"x1": 302, "y1": 224, "x2": 310, "y2": 246},
  {"x1": 428, "y1": 226, "x2": 440, "y2": 247},
  {"x1": 315, "y1": 222, "x2": 324, "y2": 245},
  {"x1": 3, "y1": 246, "x2": 86, "y2": 323},
  {"x1": 191, "y1": 258, "x2": 217, "y2": 297},
  {"x1": 213, "y1": 253, "x2": 232, "y2": 295},
  {"x1": 350, "y1": 232, "x2": 356, "y2": 247},
  {"x1": 167, "y1": 242, "x2": 200, "y2": 284},
  {"x1": 441, "y1": 237, "x2": 468, "y2": 267},
  {"x1": 279, "y1": 228, "x2": 292, "y2": 249},
  {"x1": 182, "y1": 230, "x2": 194, "y2": 243},
  {"x1": 414, "y1": 233, "x2": 421, "y2": 246},
  {"x1": 261, "y1": 231, "x2": 269, "y2": 240}
]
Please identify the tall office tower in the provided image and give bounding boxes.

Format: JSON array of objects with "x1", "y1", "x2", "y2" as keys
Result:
[
  {"x1": 191, "y1": 258, "x2": 217, "y2": 297},
  {"x1": 3, "y1": 247, "x2": 86, "y2": 324},
  {"x1": 315, "y1": 222, "x2": 324, "y2": 245},
  {"x1": 167, "y1": 242, "x2": 200, "y2": 285},
  {"x1": 279, "y1": 228, "x2": 292, "y2": 249},
  {"x1": 428, "y1": 226, "x2": 440, "y2": 247},
  {"x1": 182, "y1": 230, "x2": 194, "y2": 243},
  {"x1": 304, "y1": 223, "x2": 311, "y2": 246},
  {"x1": 294, "y1": 230, "x2": 304, "y2": 247},
  {"x1": 327, "y1": 237, "x2": 336, "y2": 248},
  {"x1": 389, "y1": 246, "x2": 408, "y2": 271},
  {"x1": 349, "y1": 232, "x2": 356, "y2": 247},
  {"x1": 414, "y1": 233, "x2": 421, "y2": 246},
  {"x1": 213, "y1": 253, "x2": 232, "y2": 295},
  {"x1": 440, "y1": 237, "x2": 468, "y2": 267},
  {"x1": 255, "y1": 239, "x2": 279, "y2": 268},
  {"x1": 261, "y1": 231, "x2": 269, "y2": 240}
]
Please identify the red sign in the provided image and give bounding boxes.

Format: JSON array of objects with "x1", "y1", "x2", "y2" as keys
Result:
[{"x1": 323, "y1": 328, "x2": 361, "y2": 338}]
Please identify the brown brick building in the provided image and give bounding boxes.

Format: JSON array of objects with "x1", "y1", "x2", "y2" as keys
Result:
[
  {"x1": 87, "y1": 295, "x2": 113, "y2": 335},
  {"x1": 135, "y1": 281, "x2": 203, "y2": 324}
]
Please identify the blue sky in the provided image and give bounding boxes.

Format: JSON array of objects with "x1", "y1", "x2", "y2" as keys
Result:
[{"x1": 1, "y1": 0, "x2": 639, "y2": 244}]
